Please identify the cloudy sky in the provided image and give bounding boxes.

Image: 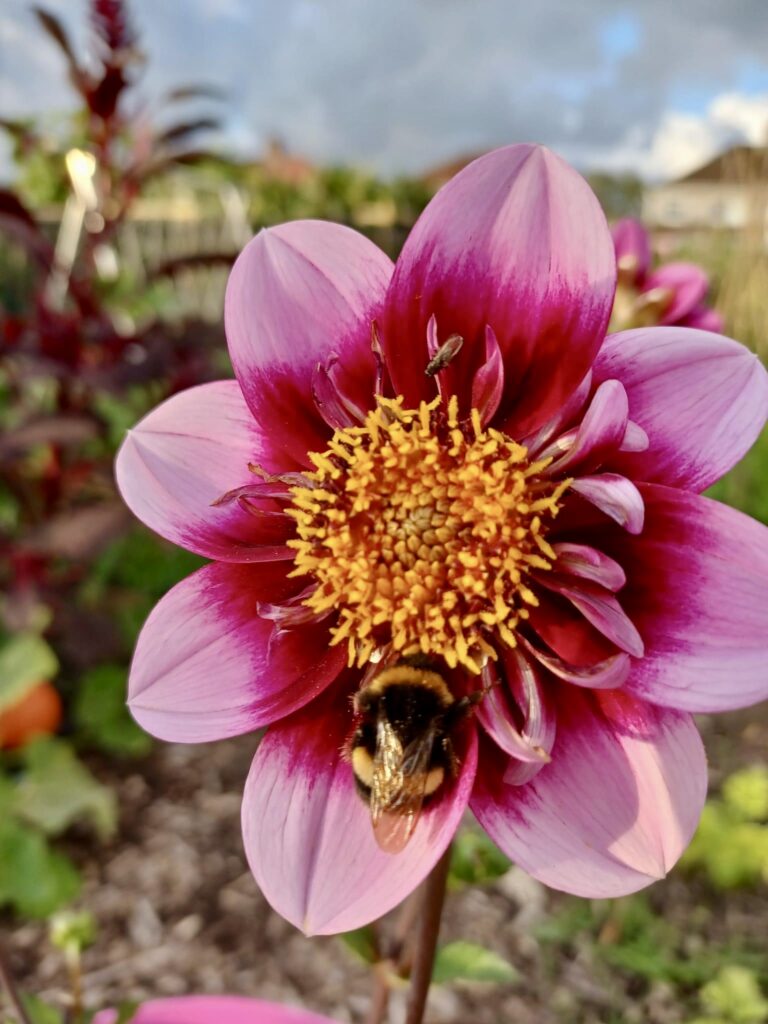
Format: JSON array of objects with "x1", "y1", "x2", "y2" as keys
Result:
[{"x1": 2, "y1": 0, "x2": 768, "y2": 181}]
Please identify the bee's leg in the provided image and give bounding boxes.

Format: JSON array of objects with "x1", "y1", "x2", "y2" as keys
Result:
[
  {"x1": 444, "y1": 691, "x2": 483, "y2": 730},
  {"x1": 441, "y1": 735, "x2": 461, "y2": 778}
]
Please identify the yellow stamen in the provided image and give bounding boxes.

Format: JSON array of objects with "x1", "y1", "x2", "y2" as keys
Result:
[{"x1": 287, "y1": 397, "x2": 569, "y2": 672}]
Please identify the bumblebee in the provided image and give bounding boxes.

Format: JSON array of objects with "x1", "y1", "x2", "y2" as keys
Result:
[{"x1": 349, "y1": 660, "x2": 477, "y2": 853}]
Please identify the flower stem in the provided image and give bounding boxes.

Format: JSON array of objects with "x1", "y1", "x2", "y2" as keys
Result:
[
  {"x1": 365, "y1": 964, "x2": 391, "y2": 1024},
  {"x1": 0, "y1": 938, "x2": 33, "y2": 1024},
  {"x1": 403, "y1": 844, "x2": 452, "y2": 1024}
]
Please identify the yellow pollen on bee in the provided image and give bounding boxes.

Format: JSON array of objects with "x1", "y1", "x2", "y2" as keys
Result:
[{"x1": 286, "y1": 396, "x2": 570, "y2": 673}]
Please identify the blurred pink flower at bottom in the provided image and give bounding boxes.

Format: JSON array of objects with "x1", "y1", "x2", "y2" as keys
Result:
[{"x1": 94, "y1": 995, "x2": 340, "y2": 1024}]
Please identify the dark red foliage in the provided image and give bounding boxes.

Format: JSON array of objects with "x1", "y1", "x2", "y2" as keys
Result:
[
  {"x1": 91, "y1": 0, "x2": 136, "y2": 55},
  {"x1": 0, "y1": 0, "x2": 224, "y2": 606}
]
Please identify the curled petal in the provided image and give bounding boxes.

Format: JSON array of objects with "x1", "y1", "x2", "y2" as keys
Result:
[
  {"x1": 472, "y1": 687, "x2": 707, "y2": 898},
  {"x1": 644, "y1": 262, "x2": 708, "y2": 324},
  {"x1": 311, "y1": 361, "x2": 361, "y2": 431},
  {"x1": 570, "y1": 473, "x2": 645, "y2": 534},
  {"x1": 522, "y1": 636, "x2": 631, "y2": 690},
  {"x1": 128, "y1": 563, "x2": 345, "y2": 742},
  {"x1": 212, "y1": 482, "x2": 293, "y2": 505},
  {"x1": 552, "y1": 542, "x2": 626, "y2": 591},
  {"x1": 94, "y1": 997, "x2": 340, "y2": 1024},
  {"x1": 620, "y1": 419, "x2": 649, "y2": 453},
  {"x1": 528, "y1": 591, "x2": 618, "y2": 666},
  {"x1": 538, "y1": 577, "x2": 644, "y2": 658},
  {"x1": 471, "y1": 325, "x2": 505, "y2": 424},
  {"x1": 225, "y1": 221, "x2": 392, "y2": 467},
  {"x1": 542, "y1": 380, "x2": 628, "y2": 475},
  {"x1": 612, "y1": 218, "x2": 651, "y2": 283},
  {"x1": 594, "y1": 327, "x2": 768, "y2": 492},
  {"x1": 604, "y1": 484, "x2": 768, "y2": 712},
  {"x1": 242, "y1": 682, "x2": 477, "y2": 935},
  {"x1": 258, "y1": 586, "x2": 329, "y2": 627},
  {"x1": 476, "y1": 649, "x2": 555, "y2": 777},
  {"x1": 382, "y1": 144, "x2": 615, "y2": 433},
  {"x1": 522, "y1": 370, "x2": 592, "y2": 457},
  {"x1": 116, "y1": 381, "x2": 294, "y2": 562}
]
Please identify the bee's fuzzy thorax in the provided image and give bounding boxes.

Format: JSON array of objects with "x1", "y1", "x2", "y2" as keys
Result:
[{"x1": 359, "y1": 665, "x2": 454, "y2": 706}]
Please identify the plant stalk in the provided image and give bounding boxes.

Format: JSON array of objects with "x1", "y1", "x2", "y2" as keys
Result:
[
  {"x1": 364, "y1": 964, "x2": 391, "y2": 1024},
  {"x1": 403, "y1": 844, "x2": 452, "y2": 1024},
  {"x1": 0, "y1": 938, "x2": 34, "y2": 1024}
]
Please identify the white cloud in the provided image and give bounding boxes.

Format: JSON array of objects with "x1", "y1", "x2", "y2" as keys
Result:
[
  {"x1": 583, "y1": 91, "x2": 768, "y2": 181},
  {"x1": 710, "y1": 92, "x2": 768, "y2": 145}
]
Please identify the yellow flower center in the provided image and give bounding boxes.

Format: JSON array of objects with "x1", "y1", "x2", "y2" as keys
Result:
[{"x1": 287, "y1": 395, "x2": 569, "y2": 673}]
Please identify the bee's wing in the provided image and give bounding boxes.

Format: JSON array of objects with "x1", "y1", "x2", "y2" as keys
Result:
[
  {"x1": 369, "y1": 717, "x2": 405, "y2": 825},
  {"x1": 370, "y1": 718, "x2": 436, "y2": 854}
]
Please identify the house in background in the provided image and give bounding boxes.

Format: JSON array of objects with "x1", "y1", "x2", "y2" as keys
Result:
[{"x1": 643, "y1": 145, "x2": 768, "y2": 232}]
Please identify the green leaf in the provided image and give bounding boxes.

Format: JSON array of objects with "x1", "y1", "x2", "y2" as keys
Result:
[
  {"x1": 699, "y1": 966, "x2": 768, "y2": 1024},
  {"x1": 111, "y1": 1003, "x2": 141, "y2": 1024},
  {"x1": 18, "y1": 994, "x2": 65, "y2": 1024},
  {"x1": 0, "y1": 818, "x2": 80, "y2": 918},
  {"x1": 534, "y1": 899, "x2": 594, "y2": 945},
  {"x1": 449, "y1": 826, "x2": 511, "y2": 888},
  {"x1": 723, "y1": 766, "x2": 768, "y2": 823},
  {"x1": 13, "y1": 738, "x2": 117, "y2": 840},
  {"x1": 0, "y1": 633, "x2": 58, "y2": 711},
  {"x1": 74, "y1": 664, "x2": 152, "y2": 757},
  {"x1": 683, "y1": 802, "x2": 768, "y2": 889},
  {"x1": 432, "y1": 942, "x2": 518, "y2": 985},
  {"x1": 339, "y1": 925, "x2": 378, "y2": 963}
]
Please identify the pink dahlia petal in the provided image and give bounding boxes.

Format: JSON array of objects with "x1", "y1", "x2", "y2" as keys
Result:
[
  {"x1": 128, "y1": 563, "x2": 345, "y2": 741},
  {"x1": 225, "y1": 221, "x2": 393, "y2": 467},
  {"x1": 594, "y1": 327, "x2": 768, "y2": 491},
  {"x1": 382, "y1": 145, "x2": 615, "y2": 434},
  {"x1": 569, "y1": 474, "x2": 645, "y2": 534},
  {"x1": 606, "y1": 484, "x2": 768, "y2": 712},
  {"x1": 471, "y1": 688, "x2": 706, "y2": 897},
  {"x1": 612, "y1": 217, "x2": 651, "y2": 283},
  {"x1": 644, "y1": 262, "x2": 708, "y2": 324},
  {"x1": 93, "y1": 997, "x2": 339, "y2": 1024},
  {"x1": 679, "y1": 304, "x2": 725, "y2": 333},
  {"x1": 115, "y1": 381, "x2": 294, "y2": 561},
  {"x1": 242, "y1": 682, "x2": 477, "y2": 935}
]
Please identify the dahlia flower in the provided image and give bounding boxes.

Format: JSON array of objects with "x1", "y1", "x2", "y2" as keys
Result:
[
  {"x1": 117, "y1": 145, "x2": 768, "y2": 936},
  {"x1": 611, "y1": 216, "x2": 724, "y2": 333},
  {"x1": 94, "y1": 997, "x2": 338, "y2": 1024}
]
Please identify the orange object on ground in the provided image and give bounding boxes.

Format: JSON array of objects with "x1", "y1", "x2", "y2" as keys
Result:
[{"x1": 0, "y1": 682, "x2": 63, "y2": 748}]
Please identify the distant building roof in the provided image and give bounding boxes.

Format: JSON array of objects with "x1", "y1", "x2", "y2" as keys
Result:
[
  {"x1": 257, "y1": 138, "x2": 316, "y2": 185},
  {"x1": 675, "y1": 145, "x2": 768, "y2": 184},
  {"x1": 420, "y1": 151, "x2": 486, "y2": 190}
]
